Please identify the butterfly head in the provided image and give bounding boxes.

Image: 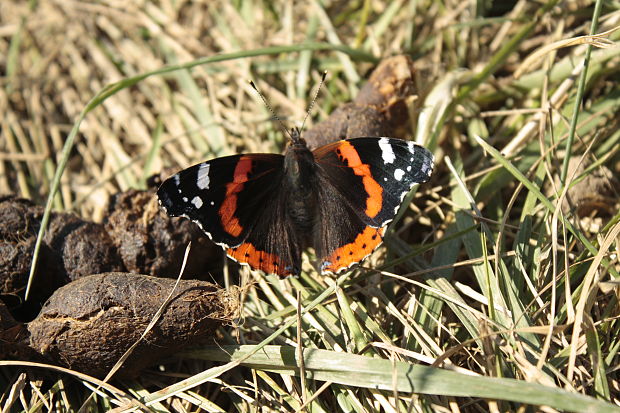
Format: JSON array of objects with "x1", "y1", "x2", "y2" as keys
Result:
[{"x1": 289, "y1": 127, "x2": 307, "y2": 147}]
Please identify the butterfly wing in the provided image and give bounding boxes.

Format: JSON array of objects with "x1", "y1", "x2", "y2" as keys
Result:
[
  {"x1": 312, "y1": 137, "x2": 434, "y2": 273},
  {"x1": 157, "y1": 153, "x2": 301, "y2": 276}
]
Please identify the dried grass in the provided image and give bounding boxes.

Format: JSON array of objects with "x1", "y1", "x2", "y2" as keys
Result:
[{"x1": 1, "y1": 0, "x2": 619, "y2": 411}]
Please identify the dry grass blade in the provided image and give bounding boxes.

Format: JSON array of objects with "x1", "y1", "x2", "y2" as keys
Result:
[
  {"x1": 567, "y1": 221, "x2": 620, "y2": 381},
  {"x1": 0, "y1": 361, "x2": 130, "y2": 405},
  {"x1": 514, "y1": 25, "x2": 620, "y2": 79}
]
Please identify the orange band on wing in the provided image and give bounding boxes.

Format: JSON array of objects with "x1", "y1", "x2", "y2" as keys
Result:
[
  {"x1": 219, "y1": 156, "x2": 253, "y2": 237},
  {"x1": 227, "y1": 243, "x2": 294, "y2": 276},
  {"x1": 336, "y1": 142, "x2": 383, "y2": 218},
  {"x1": 321, "y1": 226, "x2": 386, "y2": 273}
]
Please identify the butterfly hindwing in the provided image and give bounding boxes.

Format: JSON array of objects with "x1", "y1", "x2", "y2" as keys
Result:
[
  {"x1": 312, "y1": 179, "x2": 387, "y2": 273},
  {"x1": 225, "y1": 191, "x2": 303, "y2": 276}
]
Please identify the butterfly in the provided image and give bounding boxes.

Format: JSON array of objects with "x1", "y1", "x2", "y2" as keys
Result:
[{"x1": 157, "y1": 128, "x2": 434, "y2": 277}]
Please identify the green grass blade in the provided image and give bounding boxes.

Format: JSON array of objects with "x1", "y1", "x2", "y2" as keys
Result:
[
  {"x1": 473, "y1": 136, "x2": 597, "y2": 256},
  {"x1": 192, "y1": 345, "x2": 620, "y2": 412},
  {"x1": 560, "y1": 0, "x2": 603, "y2": 184}
]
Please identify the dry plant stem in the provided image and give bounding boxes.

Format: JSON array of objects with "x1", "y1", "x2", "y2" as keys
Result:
[
  {"x1": 534, "y1": 49, "x2": 554, "y2": 369},
  {"x1": 568, "y1": 221, "x2": 620, "y2": 378},
  {"x1": 298, "y1": 380, "x2": 332, "y2": 411},
  {"x1": 0, "y1": 361, "x2": 130, "y2": 406},
  {"x1": 75, "y1": 243, "x2": 192, "y2": 413},
  {"x1": 3, "y1": 372, "x2": 26, "y2": 412},
  {"x1": 120, "y1": 242, "x2": 191, "y2": 380},
  {"x1": 544, "y1": 142, "x2": 599, "y2": 381},
  {"x1": 513, "y1": 26, "x2": 618, "y2": 79},
  {"x1": 391, "y1": 358, "x2": 400, "y2": 413},
  {"x1": 501, "y1": 61, "x2": 581, "y2": 157},
  {"x1": 296, "y1": 290, "x2": 307, "y2": 408}
]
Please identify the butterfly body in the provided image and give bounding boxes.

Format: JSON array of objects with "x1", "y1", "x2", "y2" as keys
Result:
[
  {"x1": 282, "y1": 134, "x2": 319, "y2": 236},
  {"x1": 157, "y1": 134, "x2": 434, "y2": 277}
]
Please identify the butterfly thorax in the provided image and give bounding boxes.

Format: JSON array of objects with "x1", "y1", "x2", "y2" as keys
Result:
[{"x1": 283, "y1": 140, "x2": 317, "y2": 236}]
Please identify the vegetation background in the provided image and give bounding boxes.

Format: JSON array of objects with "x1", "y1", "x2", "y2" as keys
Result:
[{"x1": 1, "y1": 0, "x2": 619, "y2": 411}]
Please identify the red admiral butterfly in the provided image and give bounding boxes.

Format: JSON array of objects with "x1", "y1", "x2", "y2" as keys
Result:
[{"x1": 157, "y1": 129, "x2": 434, "y2": 277}]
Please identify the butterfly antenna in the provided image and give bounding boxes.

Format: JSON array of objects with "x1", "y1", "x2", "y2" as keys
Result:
[
  {"x1": 248, "y1": 80, "x2": 295, "y2": 142},
  {"x1": 300, "y1": 71, "x2": 327, "y2": 133}
]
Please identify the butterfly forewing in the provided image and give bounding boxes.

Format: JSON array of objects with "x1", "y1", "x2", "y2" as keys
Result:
[
  {"x1": 313, "y1": 137, "x2": 433, "y2": 227},
  {"x1": 157, "y1": 153, "x2": 300, "y2": 275}
]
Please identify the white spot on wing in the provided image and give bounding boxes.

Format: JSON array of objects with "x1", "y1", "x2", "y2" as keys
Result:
[
  {"x1": 191, "y1": 196, "x2": 203, "y2": 209},
  {"x1": 174, "y1": 174, "x2": 180, "y2": 186},
  {"x1": 182, "y1": 197, "x2": 188, "y2": 202},
  {"x1": 394, "y1": 168, "x2": 405, "y2": 181},
  {"x1": 197, "y1": 163, "x2": 210, "y2": 190},
  {"x1": 379, "y1": 138, "x2": 396, "y2": 164}
]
